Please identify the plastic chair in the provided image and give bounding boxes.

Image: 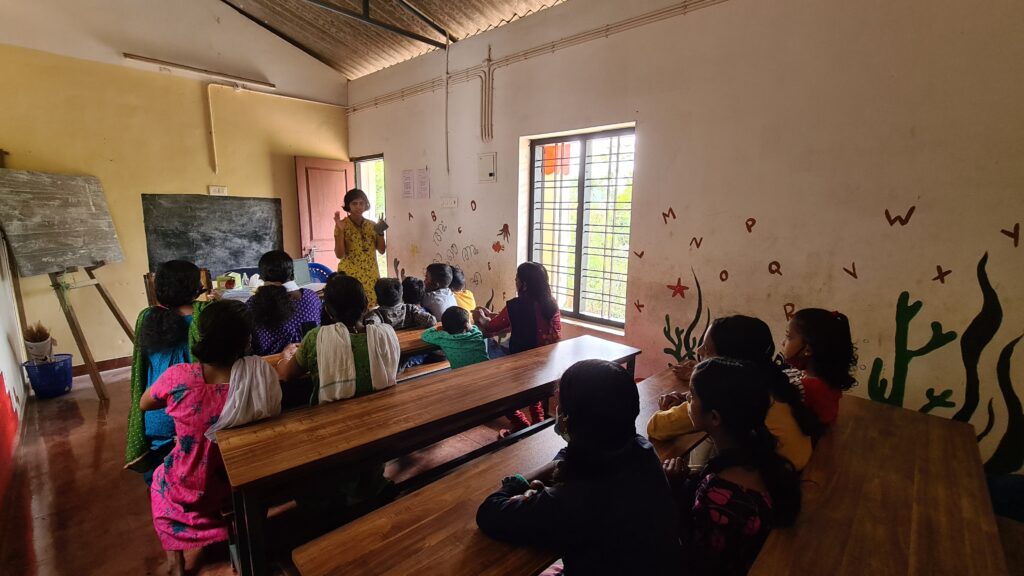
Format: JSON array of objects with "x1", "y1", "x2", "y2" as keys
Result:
[{"x1": 307, "y1": 262, "x2": 334, "y2": 283}]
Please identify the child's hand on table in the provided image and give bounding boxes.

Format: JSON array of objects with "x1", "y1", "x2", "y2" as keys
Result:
[
  {"x1": 658, "y1": 391, "x2": 687, "y2": 411},
  {"x1": 662, "y1": 457, "x2": 690, "y2": 482},
  {"x1": 280, "y1": 343, "x2": 298, "y2": 363},
  {"x1": 670, "y1": 360, "x2": 695, "y2": 385}
]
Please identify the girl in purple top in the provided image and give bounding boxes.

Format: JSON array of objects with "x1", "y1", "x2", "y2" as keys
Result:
[{"x1": 248, "y1": 250, "x2": 322, "y2": 355}]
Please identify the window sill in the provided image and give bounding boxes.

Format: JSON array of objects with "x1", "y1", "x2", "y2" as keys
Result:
[{"x1": 561, "y1": 316, "x2": 625, "y2": 337}]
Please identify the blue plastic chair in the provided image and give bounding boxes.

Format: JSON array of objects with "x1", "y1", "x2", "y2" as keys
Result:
[{"x1": 308, "y1": 262, "x2": 333, "y2": 283}]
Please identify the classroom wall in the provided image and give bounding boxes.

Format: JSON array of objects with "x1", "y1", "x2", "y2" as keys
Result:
[
  {"x1": 0, "y1": 43, "x2": 348, "y2": 366},
  {"x1": 348, "y1": 0, "x2": 1024, "y2": 469}
]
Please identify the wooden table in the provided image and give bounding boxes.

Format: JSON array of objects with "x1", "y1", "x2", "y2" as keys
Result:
[
  {"x1": 292, "y1": 368, "x2": 704, "y2": 576},
  {"x1": 751, "y1": 395, "x2": 1008, "y2": 576},
  {"x1": 221, "y1": 335, "x2": 641, "y2": 576}
]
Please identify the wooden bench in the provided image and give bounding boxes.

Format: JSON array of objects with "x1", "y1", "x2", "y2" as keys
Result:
[
  {"x1": 219, "y1": 335, "x2": 641, "y2": 576},
  {"x1": 750, "y1": 395, "x2": 1008, "y2": 575},
  {"x1": 397, "y1": 360, "x2": 451, "y2": 382},
  {"x1": 292, "y1": 368, "x2": 703, "y2": 576}
]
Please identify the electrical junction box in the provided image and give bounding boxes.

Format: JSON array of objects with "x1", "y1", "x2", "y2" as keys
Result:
[
  {"x1": 478, "y1": 153, "x2": 496, "y2": 183},
  {"x1": 208, "y1": 185, "x2": 228, "y2": 196}
]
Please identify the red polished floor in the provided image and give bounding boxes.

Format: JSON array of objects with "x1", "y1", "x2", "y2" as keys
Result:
[{"x1": 0, "y1": 368, "x2": 510, "y2": 575}]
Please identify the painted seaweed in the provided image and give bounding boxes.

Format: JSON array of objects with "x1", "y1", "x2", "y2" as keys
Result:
[
  {"x1": 976, "y1": 399, "x2": 996, "y2": 441},
  {"x1": 663, "y1": 314, "x2": 685, "y2": 364},
  {"x1": 919, "y1": 388, "x2": 955, "y2": 413},
  {"x1": 663, "y1": 268, "x2": 704, "y2": 360},
  {"x1": 984, "y1": 335, "x2": 1024, "y2": 474},
  {"x1": 953, "y1": 253, "x2": 1002, "y2": 422},
  {"x1": 868, "y1": 291, "x2": 957, "y2": 407},
  {"x1": 663, "y1": 270, "x2": 710, "y2": 363}
]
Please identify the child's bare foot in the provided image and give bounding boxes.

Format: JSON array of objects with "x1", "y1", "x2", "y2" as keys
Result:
[{"x1": 166, "y1": 550, "x2": 185, "y2": 576}]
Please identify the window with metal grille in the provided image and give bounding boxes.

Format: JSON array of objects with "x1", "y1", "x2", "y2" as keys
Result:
[{"x1": 528, "y1": 128, "x2": 635, "y2": 327}]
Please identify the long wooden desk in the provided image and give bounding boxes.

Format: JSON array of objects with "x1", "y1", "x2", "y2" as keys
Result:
[
  {"x1": 220, "y1": 335, "x2": 641, "y2": 576},
  {"x1": 292, "y1": 368, "x2": 704, "y2": 576},
  {"x1": 751, "y1": 395, "x2": 1008, "y2": 576}
]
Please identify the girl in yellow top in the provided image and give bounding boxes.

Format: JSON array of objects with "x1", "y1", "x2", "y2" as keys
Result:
[
  {"x1": 334, "y1": 188, "x2": 387, "y2": 306},
  {"x1": 647, "y1": 315, "x2": 823, "y2": 471}
]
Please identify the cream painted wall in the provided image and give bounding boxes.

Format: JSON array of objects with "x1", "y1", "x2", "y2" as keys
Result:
[
  {"x1": 0, "y1": 43, "x2": 348, "y2": 366},
  {"x1": 349, "y1": 0, "x2": 1024, "y2": 467}
]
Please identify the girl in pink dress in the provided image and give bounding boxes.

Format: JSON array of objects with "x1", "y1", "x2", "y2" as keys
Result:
[{"x1": 140, "y1": 300, "x2": 253, "y2": 575}]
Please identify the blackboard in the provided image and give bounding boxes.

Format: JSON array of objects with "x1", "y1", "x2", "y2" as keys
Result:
[
  {"x1": 0, "y1": 169, "x2": 123, "y2": 277},
  {"x1": 142, "y1": 194, "x2": 283, "y2": 277}
]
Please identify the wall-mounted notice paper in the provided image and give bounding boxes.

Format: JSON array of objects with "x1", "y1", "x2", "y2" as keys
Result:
[
  {"x1": 415, "y1": 167, "x2": 430, "y2": 199},
  {"x1": 402, "y1": 169, "x2": 414, "y2": 199}
]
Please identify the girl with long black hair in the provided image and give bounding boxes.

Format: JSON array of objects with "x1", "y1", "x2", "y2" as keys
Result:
[
  {"x1": 476, "y1": 261, "x2": 562, "y2": 432},
  {"x1": 666, "y1": 358, "x2": 802, "y2": 575}
]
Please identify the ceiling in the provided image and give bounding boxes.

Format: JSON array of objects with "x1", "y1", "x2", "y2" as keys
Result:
[{"x1": 221, "y1": 0, "x2": 566, "y2": 79}]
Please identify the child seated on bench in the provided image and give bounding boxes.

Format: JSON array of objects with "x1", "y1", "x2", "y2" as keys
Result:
[
  {"x1": 476, "y1": 262, "x2": 561, "y2": 433},
  {"x1": 275, "y1": 274, "x2": 400, "y2": 405},
  {"x1": 127, "y1": 260, "x2": 204, "y2": 478},
  {"x1": 421, "y1": 263, "x2": 458, "y2": 319},
  {"x1": 274, "y1": 275, "x2": 399, "y2": 515},
  {"x1": 421, "y1": 307, "x2": 488, "y2": 369},
  {"x1": 780, "y1": 308, "x2": 857, "y2": 426},
  {"x1": 449, "y1": 265, "x2": 477, "y2": 313},
  {"x1": 364, "y1": 277, "x2": 436, "y2": 329},
  {"x1": 140, "y1": 300, "x2": 279, "y2": 576},
  {"x1": 476, "y1": 359, "x2": 681, "y2": 576},
  {"x1": 648, "y1": 315, "x2": 822, "y2": 470},
  {"x1": 662, "y1": 358, "x2": 802, "y2": 575},
  {"x1": 248, "y1": 250, "x2": 322, "y2": 355}
]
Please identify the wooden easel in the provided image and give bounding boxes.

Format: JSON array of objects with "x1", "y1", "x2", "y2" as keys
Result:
[{"x1": 48, "y1": 261, "x2": 135, "y2": 400}]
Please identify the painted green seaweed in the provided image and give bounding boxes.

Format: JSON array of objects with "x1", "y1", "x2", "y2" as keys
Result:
[
  {"x1": 868, "y1": 291, "x2": 958, "y2": 407},
  {"x1": 663, "y1": 269, "x2": 711, "y2": 363},
  {"x1": 953, "y1": 253, "x2": 1002, "y2": 422},
  {"x1": 919, "y1": 388, "x2": 955, "y2": 413},
  {"x1": 984, "y1": 335, "x2": 1024, "y2": 474},
  {"x1": 663, "y1": 314, "x2": 685, "y2": 363}
]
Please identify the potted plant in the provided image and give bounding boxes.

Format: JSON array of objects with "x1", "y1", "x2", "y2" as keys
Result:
[
  {"x1": 22, "y1": 322, "x2": 73, "y2": 399},
  {"x1": 24, "y1": 321, "x2": 55, "y2": 362}
]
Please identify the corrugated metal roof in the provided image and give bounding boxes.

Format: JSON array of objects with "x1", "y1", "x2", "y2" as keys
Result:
[{"x1": 222, "y1": 0, "x2": 565, "y2": 79}]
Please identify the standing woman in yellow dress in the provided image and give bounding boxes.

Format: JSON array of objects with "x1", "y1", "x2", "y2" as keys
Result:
[{"x1": 334, "y1": 188, "x2": 387, "y2": 307}]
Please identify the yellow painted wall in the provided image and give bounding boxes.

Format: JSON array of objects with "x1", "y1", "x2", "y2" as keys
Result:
[{"x1": 0, "y1": 43, "x2": 348, "y2": 364}]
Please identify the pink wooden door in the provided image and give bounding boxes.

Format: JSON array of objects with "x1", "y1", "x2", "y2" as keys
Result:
[{"x1": 295, "y1": 157, "x2": 355, "y2": 267}]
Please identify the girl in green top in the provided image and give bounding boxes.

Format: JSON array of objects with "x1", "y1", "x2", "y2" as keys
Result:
[
  {"x1": 275, "y1": 274, "x2": 399, "y2": 405},
  {"x1": 274, "y1": 274, "x2": 399, "y2": 514}
]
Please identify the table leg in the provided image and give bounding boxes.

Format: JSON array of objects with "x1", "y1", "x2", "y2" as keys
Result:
[
  {"x1": 626, "y1": 355, "x2": 636, "y2": 377},
  {"x1": 233, "y1": 488, "x2": 268, "y2": 576}
]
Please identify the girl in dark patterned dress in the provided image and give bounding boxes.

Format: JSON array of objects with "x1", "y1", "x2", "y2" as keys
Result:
[
  {"x1": 248, "y1": 250, "x2": 322, "y2": 355},
  {"x1": 664, "y1": 358, "x2": 802, "y2": 575}
]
